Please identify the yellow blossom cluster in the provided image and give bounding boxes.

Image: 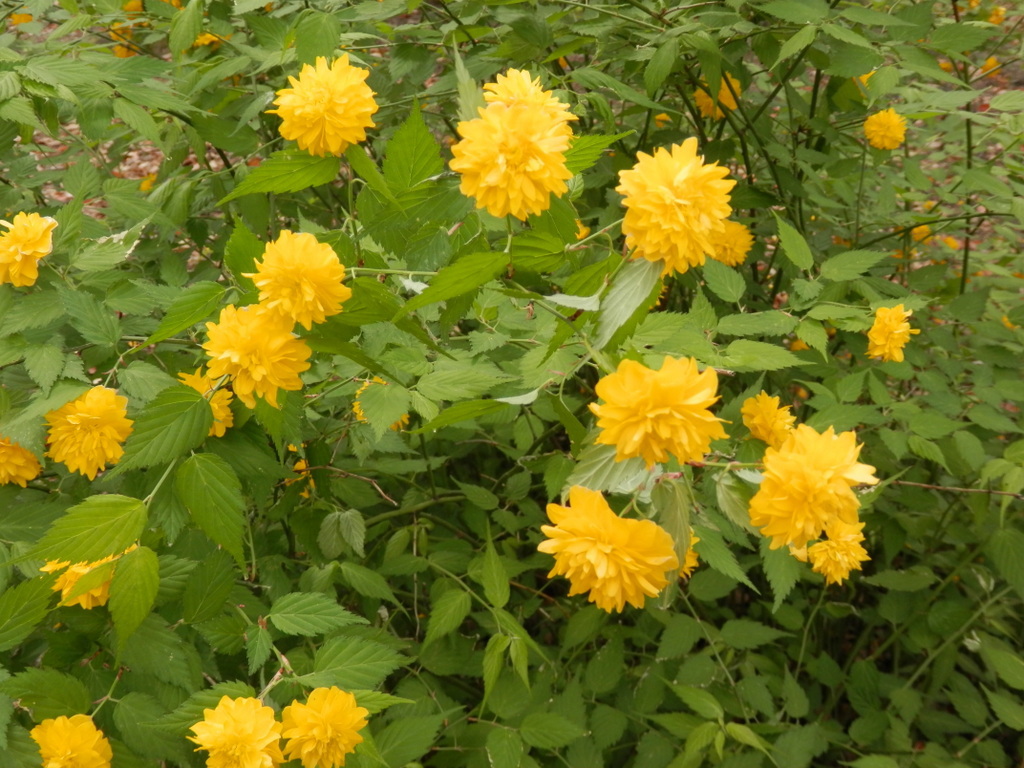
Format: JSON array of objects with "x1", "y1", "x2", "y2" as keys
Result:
[
  {"x1": 864, "y1": 108, "x2": 907, "y2": 150},
  {"x1": 45, "y1": 386, "x2": 134, "y2": 480},
  {"x1": 189, "y1": 690, "x2": 369, "y2": 768},
  {"x1": 31, "y1": 715, "x2": 112, "y2": 768},
  {"x1": 867, "y1": 304, "x2": 920, "y2": 363},
  {"x1": 40, "y1": 545, "x2": 136, "y2": 609},
  {"x1": 0, "y1": 436, "x2": 42, "y2": 486},
  {"x1": 0, "y1": 211, "x2": 57, "y2": 287},
  {"x1": 694, "y1": 73, "x2": 741, "y2": 119}
]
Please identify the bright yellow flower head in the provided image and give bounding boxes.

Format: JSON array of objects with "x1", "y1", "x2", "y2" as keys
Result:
[
  {"x1": 863, "y1": 108, "x2": 906, "y2": 150},
  {"x1": 352, "y1": 377, "x2": 409, "y2": 431},
  {"x1": 30, "y1": 714, "x2": 112, "y2": 768},
  {"x1": 189, "y1": 696, "x2": 284, "y2": 768},
  {"x1": 39, "y1": 547, "x2": 135, "y2": 609},
  {"x1": 741, "y1": 391, "x2": 796, "y2": 449},
  {"x1": 482, "y1": 69, "x2": 577, "y2": 134},
  {"x1": 616, "y1": 139, "x2": 736, "y2": 275},
  {"x1": 980, "y1": 56, "x2": 1001, "y2": 78},
  {"x1": 590, "y1": 356, "x2": 728, "y2": 468},
  {"x1": 179, "y1": 368, "x2": 235, "y2": 437},
  {"x1": 911, "y1": 224, "x2": 931, "y2": 243},
  {"x1": 0, "y1": 211, "x2": 58, "y2": 287},
  {"x1": 11, "y1": 12, "x2": 32, "y2": 24},
  {"x1": 203, "y1": 304, "x2": 312, "y2": 409},
  {"x1": 450, "y1": 102, "x2": 573, "y2": 220},
  {"x1": 281, "y1": 687, "x2": 369, "y2": 768},
  {"x1": 0, "y1": 436, "x2": 41, "y2": 486},
  {"x1": 988, "y1": 6, "x2": 1006, "y2": 24},
  {"x1": 538, "y1": 486, "x2": 680, "y2": 613},
  {"x1": 243, "y1": 231, "x2": 351, "y2": 330},
  {"x1": 268, "y1": 55, "x2": 379, "y2": 157},
  {"x1": 45, "y1": 386, "x2": 133, "y2": 480},
  {"x1": 808, "y1": 518, "x2": 869, "y2": 585},
  {"x1": 866, "y1": 304, "x2": 920, "y2": 363},
  {"x1": 694, "y1": 73, "x2": 740, "y2": 119},
  {"x1": 679, "y1": 529, "x2": 700, "y2": 579},
  {"x1": 653, "y1": 112, "x2": 671, "y2": 128},
  {"x1": 708, "y1": 219, "x2": 754, "y2": 267},
  {"x1": 749, "y1": 425, "x2": 878, "y2": 550}
]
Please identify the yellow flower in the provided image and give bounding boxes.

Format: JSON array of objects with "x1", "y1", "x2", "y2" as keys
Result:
[
  {"x1": 980, "y1": 56, "x2": 1001, "y2": 78},
  {"x1": 203, "y1": 305, "x2": 312, "y2": 409},
  {"x1": 450, "y1": 102, "x2": 573, "y2": 220},
  {"x1": 45, "y1": 386, "x2": 133, "y2": 480},
  {"x1": 281, "y1": 687, "x2": 369, "y2": 768},
  {"x1": 39, "y1": 547, "x2": 134, "y2": 609},
  {"x1": 243, "y1": 231, "x2": 351, "y2": 330},
  {"x1": 0, "y1": 211, "x2": 58, "y2": 287},
  {"x1": 749, "y1": 425, "x2": 878, "y2": 550},
  {"x1": 808, "y1": 518, "x2": 869, "y2": 586},
  {"x1": 538, "y1": 486, "x2": 679, "y2": 613},
  {"x1": 1002, "y1": 315, "x2": 1020, "y2": 330},
  {"x1": 139, "y1": 173, "x2": 157, "y2": 192},
  {"x1": 194, "y1": 32, "x2": 227, "y2": 49},
  {"x1": 30, "y1": 715, "x2": 112, "y2": 768},
  {"x1": 268, "y1": 55, "x2": 378, "y2": 157},
  {"x1": 863, "y1": 108, "x2": 906, "y2": 150},
  {"x1": 482, "y1": 69, "x2": 577, "y2": 135},
  {"x1": 679, "y1": 529, "x2": 700, "y2": 579},
  {"x1": 0, "y1": 436, "x2": 41, "y2": 486},
  {"x1": 988, "y1": 6, "x2": 1006, "y2": 24},
  {"x1": 789, "y1": 339, "x2": 810, "y2": 352},
  {"x1": 616, "y1": 139, "x2": 736, "y2": 275},
  {"x1": 352, "y1": 377, "x2": 409, "y2": 431},
  {"x1": 574, "y1": 219, "x2": 590, "y2": 240},
  {"x1": 740, "y1": 391, "x2": 796, "y2": 449},
  {"x1": 653, "y1": 112, "x2": 671, "y2": 128},
  {"x1": 110, "y1": 22, "x2": 136, "y2": 57},
  {"x1": 911, "y1": 224, "x2": 931, "y2": 243},
  {"x1": 11, "y1": 12, "x2": 32, "y2": 24},
  {"x1": 866, "y1": 303, "x2": 920, "y2": 363},
  {"x1": 189, "y1": 696, "x2": 284, "y2": 768},
  {"x1": 123, "y1": 0, "x2": 144, "y2": 12},
  {"x1": 694, "y1": 73, "x2": 740, "y2": 119},
  {"x1": 708, "y1": 219, "x2": 754, "y2": 267},
  {"x1": 941, "y1": 235, "x2": 959, "y2": 249},
  {"x1": 179, "y1": 368, "x2": 235, "y2": 437},
  {"x1": 590, "y1": 356, "x2": 728, "y2": 468}
]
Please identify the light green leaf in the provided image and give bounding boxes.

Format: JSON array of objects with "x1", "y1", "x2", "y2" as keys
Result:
[
  {"x1": 345, "y1": 144, "x2": 398, "y2": 203},
  {"x1": 453, "y1": 44, "x2": 484, "y2": 123},
  {"x1": 413, "y1": 399, "x2": 510, "y2": 432},
  {"x1": 109, "y1": 545, "x2": 159, "y2": 648},
  {"x1": 981, "y1": 647, "x2": 1024, "y2": 691},
  {"x1": 773, "y1": 214, "x2": 814, "y2": 270},
  {"x1": 424, "y1": 589, "x2": 471, "y2": 646},
  {"x1": 181, "y1": 549, "x2": 235, "y2": 625},
  {"x1": 564, "y1": 131, "x2": 633, "y2": 175},
  {"x1": 820, "y1": 250, "x2": 888, "y2": 281},
  {"x1": 356, "y1": 380, "x2": 411, "y2": 439},
  {"x1": 987, "y1": 528, "x2": 1024, "y2": 600},
  {"x1": 169, "y1": 0, "x2": 204, "y2": 54},
  {"x1": 383, "y1": 105, "x2": 443, "y2": 191},
  {"x1": 395, "y1": 252, "x2": 509, "y2": 319},
  {"x1": 338, "y1": 561, "x2": 398, "y2": 603},
  {"x1": 145, "y1": 282, "x2": 226, "y2": 346},
  {"x1": 669, "y1": 682, "x2": 724, "y2": 720},
  {"x1": 595, "y1": 257, "x2": 663, "y2": 348},
  {"x1": 693, "y1": 525, "x2": 756, "y2": 589},
  {"x1": 22, "y1": 344, "x2": 64, "y2": 393},
  {"x1": 984, "y1": 689, "x2": 1024, "y2": 731},
  {"x1": 268, "y1": 592, "x2": 367, "y2": 636},
  {"x1": 0, "y1": 669, "x2": 91, "y2": 720},
  {"x1": 483, "y1": 634, "x2": 510, "y2": 708},
  {"x1": 774, "y1": 25, "x2": 817, "y2": 68},
  {"x1": 521, "y1": 712, "x2": 585, "y2": 749},
  {"x1": 247, "y1": 626, "x2": 273, "y2": 675},
  {"x1": 717, "y1": 311, "x2": 798, "y2": 337},
  {"x1": 645, "y1": 38, "x2": 679, "y2": 95},
  {"x1": 862, "y1": 566, "x2": 937, "y2": 591},
  {"x1": 219, "y1": 151, "x2": 341, "y2": 203},
  {"x1": 651, "y1": 478, "x2": 692, "y2": 564},
  {"x1": 761, "y1": 538, "x2": 801, "y2": 612},
  {"x1": 487, "y1": 727, "x2": 523, "y2": 768},
  {"x1": 319, "y1": 508, "x2": 365, "y2": 559},
  {"x1": 29, "y1": 495, "x2": 147, "y2": 564},
  {"x1": 175, "y1": 454, "x2": 245, "y2": 566},
  {"x1": 116, "y1": 386, "x2": 212, "y2": 471},
  {"x1": 720, "y1": 340, "x2": 803, "y2": 371},
  {"x1": 376, "y1": 715, "x2": 445, "y2": 767},
  {"x1": 703, "y1": 258, "x2": 745, "y2": 303},
  {"x1": 481, "y1": 542, "x2": 510, "y2": 609},
  {"x1": 564, "y1": 443, "x2": 649, "y2": 495},
  {"x1": 303, "y1": 635, "x2": 404, "y2": 690},
  {"x1": 907, "y1": 435, "x2": 951, "y2": 471},
  {"x1": 720, "y1": 619, "x2": 790, "y2": 649},
  {"x1": 350, "y1": 690, "x2": 416, "y2": 714},
  {"x1": 0, "y1": 578, "x2": 53, "y2": 653}
]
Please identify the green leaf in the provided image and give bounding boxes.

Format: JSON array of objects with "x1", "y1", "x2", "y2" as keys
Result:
[
  {"x1": 720, "y1": 340, "x2": 803, "y2": 371},
  {"x1": 987, "y1": 528, "x2": 1024, "y2": 600},
  {"x1": 351, "y1": 690, "x2": 416, "y2": 715},
  {"x1": 395, "y1": 252, "x2": 509, "y2": 319},
  {"x1": 984, "y1": 688, "x2": 1024, "y2": 731},
  {"x1": 564, "y1": 132, "x2": 633, "y2": 175},
  {"x1": 645, "y1": 38, "x2": 679, "y2": 95},
  {"x1": 487, "y1": 727, "x2": 523, "y2": 768},
  {"x1": 820, "y1": 250, "x2": 889, "y2": 281},
  {"x1": 175, "y1": 454, "x2": 245, "y2": 566},
  {"x1": 761, "y1": 538, "x2": 801, "y2": 611},
  {"x1": 109, "y1": 545, "x2": 159, "y2": 648},
  {"x1": 247, "y1": 626, "x2": 273, "y2": 675},
  {"x1": 453, "y1": 44, "x2": 484, "y2": 123},
  {"x1": 345, "y1": 144, "x2": 398, "y2": 203},
  {"x1": 0, "y1": 578, "x2": 53, "y2": 653},
  {"x1": 481, "y1": 542, "x2": 510, "y2": 609},
  {"x1": 120, "y1": 361, "x2": 178, "y2": 402},
  {"x1": 928, "y1": 22, "x2": 996, "y2": 56},
  {"x1": 0, "y1": 669, "x2": 91, "y2": 720},
  {"x1": 61, "y1": 290, "x2": 120, "y2": 347},
  {"x1": 862, "y1": 566, "x2": 937, "y2": 591},
  {"x1": 564, "y1": 442, "x2": 649, "y2": 494},
  {"x1": 717, "y1": 311, "x2": 797, "y2": 337},
  {"x1": 116, "y1": 386, "x2": 212, "y2": 471},
  {"x1": 651, "y1": 478, "x2": 692, "y2": 564},
  {"x1": 158, "y1": 682, "x2": 256, "y2": 734},
  {"x1": 376, "y1": 715, "x2": 445, "y2": 767},
  {"x1": 303, "y1": 635, "x2": 404, "y2": 690},
  {"x1": 145, "y1": 282, "x2": 226, "y2": 346},
  {"x1": 424, "y1": 589, "x2": 471, "y2": 646},
  {"x1": 22, "y1": 344, "x2": 65, "y2": 393},
  {"x1": 338, "y1": 561, "x2": 398, "y2": 603},
  {"x1": 521, "y1": 712, "x2": 585, "y2": 749},
  {"x1": 669, "y1": 682, "x2": 724, "y2": 720},
  {"x1": 219, "y1": 151, "x2": 341, "y2": 203},
  {"x1": 720, "y1": 619, "x2": 790, "y2": 649},
  {"x1": 693, "y1": 525, "x2": 756, "y2": 590},
  {"x1": 182, "y1": 549, "x2": 235, "y2": 625},
  {"x1": 413, "y1": 399, "x2": 511, "y2": 432},
  {"x1": 702, "y1": 258, "x2": 746, "y2": 303},
  {"x1": 268, "y1": 592, "x2": 367, "y2": 636},
  {"x1": 595, "y1": 257, "x2": 663, "y2": 348},
  {"x1": 774, "y1": 25, "x2": 817, "y2": 68},
  {"x1": 981, "y1": 647, "x2": 1024, "y2": 691},
  {"x1": 383, "y1": 106, "x2": 443, "y2": 191},
  {"x1": 169, "y1": 0, "x2": 204, "y2": 53},
  {"x1": 29, "y1": 495, "x2": 147, "y2": 563},
  {"x1": 318, "y1": 508, "x2": 365, "y2": 559},
  {"x1": 761, "y1": 0, "x2": 829, "y2": 23},
  {"x1": 356, "y1": 380, "x2": 411, "y2": 439},
  {"x1": 483, "y1": 634, "x2": 510, "y2": 708},
  {"x1": 773, "y1": 214, "x2": 814, "y2": 270},
  {"x1": 907, "y1": 435, "x2": 950, "y2": 471}
]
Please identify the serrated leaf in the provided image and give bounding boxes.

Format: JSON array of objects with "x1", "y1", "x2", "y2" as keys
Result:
[
  {"x1": 717, "y1": 311, "x2": 798, "y2": 337},
  {"x1": 483, "y1": 634, "x2": 510, "y2": 709},
  {"x1": 481, "y1": 543, "x2": 510, "y2": 609},
  {"x1": 987, "y1": 528, "x2": 1024, "y2": 600},
  {"x1": 645, "y1": 38, "x2": 679, "y2": 95},
  {"x1": 302, "y1": 635, "x2": 404, "y2": 690},
  {"x1": 774, "y1": 25, "x2": 817, "y2": 68},
  {"x1": 984, "y1": 688, "x2": 1024, "y2": 731},
  {"x1": 356, "y1": 380, "x2": 411, "y2": 439},
  {"x1": 219, "y1": 151, "x2": 341, "y2": 203},
  {"x1": 61, "y1": 290, "x2": 120, "y2": 347},
  {"x1": 820, "y1": 250, "x2": 888, "y2": 281},
  {"x1": 564, "y1": 131, "x2": 633, "y2": 175},
  {"x1": 761, "y1": 538, "x2": 801, "y2": 611},
  {"x1": 0, "y1": 578, "x2": 55, "y2": 652},
  {"x1": 564, "y1": 442, "x2": 649, "y2": 495},
  {"x1": 246, "y1": 626, "x2": 273, "y2": 675},
  {"x1": 338, "y1": 561, "x2": 398, "y2": 603},
  {"x1": 721, "y1": 340, "x2": 803, "y2": 371},
  {"x1": 376, "y1": 714, "x2": 445, "y2": 767},
  {"x1": 23, "y1": 344, "x2": 64, "y2": 392},
  {"x1": 345, "y1": 144, "x2": 397, "y2": 203},
  {"x1": 651, "y1": 478, "x2": 692, "y2": 564},
  {"x1": 395, "y1": 252, "x2": 509, "y2": 319},
  {"x1": 28, "y1": 495, "x2": 147, "y2": 563},
  {"x1": 0, "y1": 669, "x2": 91, "y2": 720},
  {"x1": 175, "y1": 454, "x2": 245, "y2": 566},
  {"x1": 383, "y1": 105, "x2": 443, "y2": 191},
  {"x1": 703, "y1": 257, "x2": 745, "y2": 303},
  {"x1": 318, "y1": 508, "x2": 365, "y2": 559},
  {"x1": 351, "y1": 690, "x2": 416, "y2": 714},
  {"x1": 486, "y1": 726, "x2": 523, "y2": 768},
  {"x1": 109, "y1": 545, "x2": 159, "y2": 648},
  {"x1": 169, "y1": 0, "x2": 204, "y2": 54},
  {"x1": 424, "y1": 589, "x2": 471, "y2": 646},
  {"x1": 595, "y1": 257, "x2": 663, "y2": 348},
  {"x1": 116, "y1": 386, "x2": 212, "y2": 471},
  {"x1": 182, "y1": 549, "x2": 234, "y2": 624},
  {"x1": 268, "y1": 592, "x2": 367, "y2": 636},
  {"x1": 413, "y1": 399, "x2": 510, "y2": 432},
  {"x1": 720, "y1": 618, "x2": 790, "y2": 649},
  {"x1": 907, "y1": 435, "x2": 950, "y2": 471},
  {"x1": 145, "y1": 282, "x2": 226, "y2": 345},
  {"x1": 693, "y1": 525, "x2": 756, "y2": 589},
  {"x1": 668, "y1": 683, "x2": 724, "y2": 720},
  {"x1": 520, "y1": 712, "x2": 585, "y2": 749},
  {"x1": 773, "y1": 214, "x2": 814, "y2": 270},
  {"x1": 981, "y1": 647, "x2": 1024, "y2": 691}
]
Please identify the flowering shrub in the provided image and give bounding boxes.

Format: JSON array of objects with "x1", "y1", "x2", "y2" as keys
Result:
[{"x1": 0, "y1": 2, "x2": 1022, "y2": 768}]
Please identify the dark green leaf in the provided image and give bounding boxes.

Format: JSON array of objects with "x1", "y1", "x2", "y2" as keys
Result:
[
  {"x1": 564, "y1": 132, "x2": 633, "y2": 175},
  {"x1": 383, "y1": 106, "x2": 443, "y2": 191},
  {"x1": 145, "y1": 282, "x2": 226, "y2": 346},
  {"x1": 219, "y1": 151, "x2": 341, "y2": 204},
  {"x1": 182, "y1": 550, "x2": 235, "y2": 624},
  {"x1": 117, "y1": 386, "x2": 212, "y2": 471},
  {"x1": 110, "y1": 545, "x2": 159, "y2": 648},
  {"x1": 520, "y1": 712, "x2": 585, "y2": 749},
  {"x1": 0, "y1": 578, "x2": 54, "y2": 652},
  {"x1": 395, "y1": 252, "x2": 509, "y2": 319},
  {"x1": 424, "y1": 589, "x2": 471, "y2": 646},
  {"x1": 0, "y1": 669, "x2": 91, "y2": 720},
  {"x1": 29, "y1": 495, "x2": 147, "y2": 564},
  {"x1": 175, "y1": 454, "x2": 245, "y2": 566},
  {"x1": 268, "y1": 592, "x2": 367, "y2": 636},
  {"x1": 302, "y1": 635, "x2": 404, "y2": 690}
]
